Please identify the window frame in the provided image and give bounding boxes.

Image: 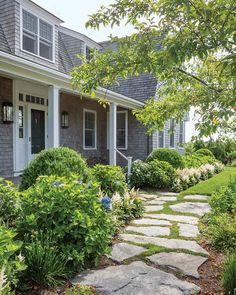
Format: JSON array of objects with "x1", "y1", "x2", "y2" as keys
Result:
[
  {"x1": 107, "y1": 110, "x2": 128, "y2": 150},
  {"x1": 158, "y1": 130, "x2": 165, "y2": 148},
  {"x1": 178, "y1": 120, "x2": 185, "y2": 146},
  {"x1": 169, "y1": 118, "x2": 175, "y2": 148},
  {"x1": 83, "y1": 109, "x2": 97, "y2": 150},
  {"x1": 20, "y1": 7, "x2": 55, "y2": 63}
]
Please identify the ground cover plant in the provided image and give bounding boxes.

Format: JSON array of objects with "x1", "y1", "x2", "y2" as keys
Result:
[{"x1": 19, "y1": 147, "x2": 89, "y2": 191}]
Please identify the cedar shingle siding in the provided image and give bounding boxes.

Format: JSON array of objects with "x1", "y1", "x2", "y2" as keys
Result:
[{"x1": 0, "y1": 76, "x2": 13, "y2": 178}]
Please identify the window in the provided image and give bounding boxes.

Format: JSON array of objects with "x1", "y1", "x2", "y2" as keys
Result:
[
  {"x1": 86, "y1": 46, "x2": 92, "y2": 60},
  {"x1": 22, "y1": 9, "x2": 53, "y2": 61},
  {"x1": 169, "y1": 118, "x2": 175, "y2": 148},
  {"x1": 107, "y1": 111, "x2": 128, "y2": 149},
  {"x1": 117, "y1": 111, "x2": 128, "y2": 149},
  {"x1": 158, "y1": 131, "x2": 164, "y2": 148},
  {"x1": 83, "y1": 110, "x2": 96, "y2": 149},
  {"x1": 179, "y1": 121, "x2": 184, "y2": 145},
  {"x1": 19, "y1": 106, "x2": 24, "y2": 139}
]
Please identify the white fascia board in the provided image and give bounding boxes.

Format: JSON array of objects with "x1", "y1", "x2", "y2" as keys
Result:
[{"x1": 0, "y1": 51, "x2": 144, "y2": 109}]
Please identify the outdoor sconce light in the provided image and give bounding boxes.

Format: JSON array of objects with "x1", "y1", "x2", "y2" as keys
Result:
[
  {"x1": 61, "y1": 111, "x2": 69, "y2": 128},
  {"x1": 2, "y1": 102, "x2": 13, "y2": 124}
]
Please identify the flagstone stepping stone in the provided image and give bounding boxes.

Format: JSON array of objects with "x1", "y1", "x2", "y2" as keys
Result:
[
  {"x1": 170, "y1": 202, "x2": 211, "y2": 217},
  {"x1": 156, "y1": 196, "x2": 177, "y2": 201},
  {"x1": 139, "y1": 193, "x2": 157, "y2": 199},
  {"x1": 184, "y1": 195, "x2": 209, "y2": 201},
  {"x1": 147, "y1": 252, "x2": 207, "y2": 279},
  {"x1": 119, "y1": 234, "x2": 208, "y2": 255},
  {"x1": 125, "y1": 226, "x2": 170, "y2": 237},
  {"x1": 71, "y1": 261, "x2": 201, "y2": 294},
  {"x1": 178, "y1": 224, "x2": 200, "y2": 238},
  {"x1": 132, "y1": 218, "x2": 171, "y2": 226},
  {"x1": 109, "y1": 243, "x2": 146, "y2": 262},
  {"x1": 144, "y1": 214, "x2": 199, "y2": 225},
  {"x1": 161, "y1": 192, "x2": 179, "y2": 196},
  {"x1": 145, "y1": 205, "x2": 163, "y2": 212},
  {"x1": 144, "y1": 199, "x2": 166, "y2": 205}
]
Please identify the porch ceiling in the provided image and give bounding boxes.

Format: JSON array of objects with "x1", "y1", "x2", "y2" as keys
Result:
[{"x1": 0, "y1": 51, "x2": 144, "y2": 110}]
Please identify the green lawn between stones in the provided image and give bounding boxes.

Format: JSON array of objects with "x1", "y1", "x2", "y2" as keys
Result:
[{"x1": 181, "y1": 166, "x2": 236, "y2": 196}]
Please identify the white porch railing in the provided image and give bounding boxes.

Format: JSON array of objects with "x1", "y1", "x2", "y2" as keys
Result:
[{"x1": 115, "y1": 148, "x2": 132, "y2": 181}]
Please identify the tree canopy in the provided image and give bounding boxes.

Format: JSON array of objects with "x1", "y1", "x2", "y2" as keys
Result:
[{"x1": 71, "y1": 0, "x2": 236, "y2": 136}]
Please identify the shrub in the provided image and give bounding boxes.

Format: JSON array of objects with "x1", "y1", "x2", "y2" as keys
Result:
[
  {"x1": 112, "y1": 191, "x2": 144, "y2": 226},
  {"x1": 222, "y1": 253, "x2": 236, "y2": 295},
  {"x1": 148, "y1": 160, "x2": 176, "y2": 189},
  {"x1": 91, "y1": 165, "x2": 127, "y2": 196},
  {"x1": 209, "y1": 178, "x2": 236, "y2": 214},
  {"x1": 147, "y1": 148, "x2": 184, "y2": 169},
  {"x1": 227, "y1": 150, "x2": 236, "y2": 163},
  {"x1": 23, "y1": 233, "x2": 68, "y2": 287},
  {"x1": 0, "y1": 179, "x2": 20, "y2": 226},
  {"x1": 183, "y1": 154, "x2": 217, "y2": 168},
  {"x1": 17, "y1": 176, "x2": 114, "y2": 271},
  {"x1": 130, "y1": 160, "x2": 151, "y2": 188},
  {"x1": 19, "y1": 147, "x2": 89, "y2": 191},
  {"x1": 194, "y1": 148, "x2": 214, "y2": 158},
  {"x1": 0, "y1": 225, "x2": 26, "y2": 292},
  {"x1": 204, "y1": 213, "x2": 236, "y2": 252}
]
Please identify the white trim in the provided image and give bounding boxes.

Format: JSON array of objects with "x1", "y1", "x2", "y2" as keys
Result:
[
  {"x1": 107, "y1": 110, "x2": 128, "y2": 150},
  {"x1": 0, "y1": 51, "x2": 144, "y2": 109},
  {"x1": 83, "y1": 109, "x2": 97, "y2": 150},
  {"x1": 169, "y1": 118, "x2": 175, "y2": 148},
  {"x1": 20, "y1": 5, "x2": 55, "y2": 63}
]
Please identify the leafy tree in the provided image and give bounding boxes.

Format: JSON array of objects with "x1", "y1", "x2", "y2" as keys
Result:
[{"x1": 71, "y1": 0, "x2": 236, "y2": 136}]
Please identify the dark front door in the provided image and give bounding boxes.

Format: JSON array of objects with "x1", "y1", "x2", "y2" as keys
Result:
[{"x1": 31, "y1": 109, "x2": 45, "y2": 154}]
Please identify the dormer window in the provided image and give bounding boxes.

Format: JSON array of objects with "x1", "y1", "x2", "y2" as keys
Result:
[{"x1": 22, "y1": 9, "x2": 53, "y2": 61}]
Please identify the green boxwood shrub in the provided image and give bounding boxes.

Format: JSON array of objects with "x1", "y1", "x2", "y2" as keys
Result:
[
  {"x1": 18, "y1": 176, "x2": 114, "y2": 271},
  {"x1": 130, "y1": 160, "x2": 176, "y2": 189},
  {"x1": 0, "y1": 179, "x2": 20, "y2": 226},
  {"x1": 91, "y1": 164, "x2": 127, "y2": 196},
  {"x1": 19, "y1": 147, "x2": 89, "y2": 191},
  {"x1": 183, "y1": 154, "x2": 217, "y2": 168},
  {"x1": 147, "y1": 148, "x2": 184, "y2": 169},
  {"x1": 148, "y1": 160, "x2": 176, "y2": 189},
  {"x1": 194, "y1": 148, "x2": 214, "y2": 158}
]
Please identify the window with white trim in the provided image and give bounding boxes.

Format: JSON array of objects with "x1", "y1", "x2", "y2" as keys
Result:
[
  {"x1": 169, "y1": 118, "x2": 175, "y2": 148},
  {"x1": 179, "y1": 121, "x2": 184, "y2": 145},
  {"x1": 158, "y1": 131, "x2": 164, "y2": 148},
  {"x1": 107, "y1": 111, "x2": 128, "y2": 150},
  {"x1": 22, "y1": 9, "x2": 53, "y2": 61},
  {"x1": 83, "y1": 110, "x2": 96, "y2": 149}
]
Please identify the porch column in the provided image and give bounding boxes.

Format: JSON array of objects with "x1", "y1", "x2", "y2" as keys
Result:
[
  {"x1": 109, "y1": 103, "x2": 117, "y2": 165},
  {"x1": 48, "y1": 85, "x2": 60, "y2": 148}
]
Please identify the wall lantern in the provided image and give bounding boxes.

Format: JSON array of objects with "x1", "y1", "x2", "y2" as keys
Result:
[
  {"x1": 2, "y1": 102, "x2": 13, "y2": 124},
  {"x1": 61, "y1": 111, "x2": 69, "y2": 128}
]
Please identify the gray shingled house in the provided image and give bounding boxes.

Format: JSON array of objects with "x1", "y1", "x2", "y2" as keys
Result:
[{"x1": 0, "y1": 0, "x2": 187, "y2": 178}]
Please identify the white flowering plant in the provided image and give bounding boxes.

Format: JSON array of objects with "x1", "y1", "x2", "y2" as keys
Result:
[{"x1": 172, "y1": 162, "x2": 224, "y2": 192}]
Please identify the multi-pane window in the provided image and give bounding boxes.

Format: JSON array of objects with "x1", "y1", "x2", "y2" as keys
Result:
[
  {"x1": 22, "y1": 10, "x2": 53, "y2": 61},
  {"x1": 107, "y1": 111, "x2": 128, "y2": 149},
  {"x1": 179, "y1": 121, "x2": 184, "y2": 145},
  {"x1": 84, "y1": 110, "x2": 96, "y2": 149},
  {"x1": 86, "y1": 46, "x2": 92, "y2": 60},
  {"x1": 158, "y1": 131, "x2": 164, "y2": 148},
  {"x1": 117, "y1": 112, "x2": 127, "y2": 149},
  {"x1": 169, "y1": 118, "x2": 175, "y2": 148},
  {"x1": 19, "y1": 106, "x2": 24, "y2": 139}
]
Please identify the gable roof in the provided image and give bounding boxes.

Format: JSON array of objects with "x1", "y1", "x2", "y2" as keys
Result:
[{"x1": 0, "y1": 24, "x2": 11, "y2": 54}]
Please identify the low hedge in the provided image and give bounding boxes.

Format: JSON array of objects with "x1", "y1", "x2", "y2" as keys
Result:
[
  {"x1": 147, "y1": 148, "x2": 185, "y2": 169},
  {"x1": 194, "y1": 148, "x2": 214, "y2": 158},
  {"x1": 19, "y1": 147, "x2": 89, "y2": 191},
  {"x1": 130, "y1": 159, "x2": 176, "y2": 189}
]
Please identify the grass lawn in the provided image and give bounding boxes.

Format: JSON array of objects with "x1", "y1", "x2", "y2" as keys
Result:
[{"x1": 181, "y1": 166, "x2": 236, "y2": 196}]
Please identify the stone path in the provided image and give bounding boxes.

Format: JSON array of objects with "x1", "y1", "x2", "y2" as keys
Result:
[{"x1": 72, "y1": 192, "x2": 211, "y2": 294}]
